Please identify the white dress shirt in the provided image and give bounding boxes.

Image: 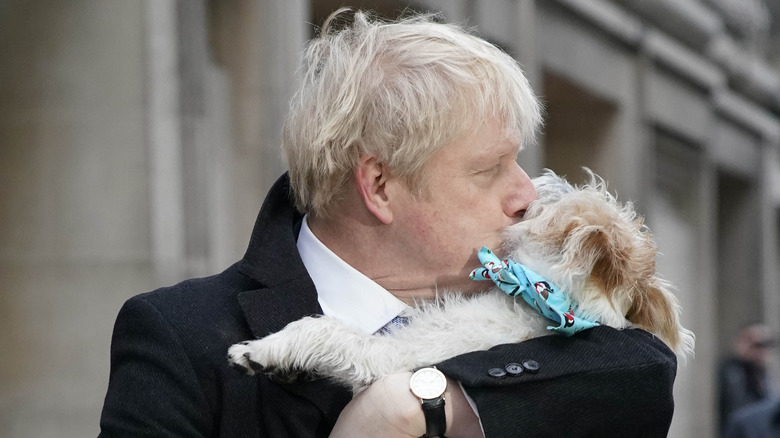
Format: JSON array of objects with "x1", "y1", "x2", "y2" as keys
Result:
[{"x1": 297, "y1": 216, "x2": 410, "y2": 334}]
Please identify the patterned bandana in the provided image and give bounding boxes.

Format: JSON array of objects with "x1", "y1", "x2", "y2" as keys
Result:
[{"x1": 470, "y1": 247, "x2": 599, "y2": 336}]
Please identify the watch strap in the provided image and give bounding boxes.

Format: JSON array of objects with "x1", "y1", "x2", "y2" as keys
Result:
[{"x1": 421, "y1": 396, "x2": 446, "y2": 437}]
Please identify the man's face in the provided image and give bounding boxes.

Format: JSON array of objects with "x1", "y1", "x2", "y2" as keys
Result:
[
  {"x1": 739, "y1": 326, "x2": 774, "y2": 366},
  {"x1": 388, "y1": 118, "x2": 537, "y2": 293}
]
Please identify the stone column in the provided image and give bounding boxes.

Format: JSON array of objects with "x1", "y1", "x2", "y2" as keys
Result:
[
  {"x1": 209, "y1": 0, "x2": 309, "y2": 261},
  {"x1": 0, "y1": 1, "x2": 152, "y2": 436},
  {"x1": 144, "y1": 0, "x2": 186, "y2": 283}
]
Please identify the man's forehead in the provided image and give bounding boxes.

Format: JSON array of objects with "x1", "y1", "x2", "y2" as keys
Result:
[{"x1": 471, "y1": 128, "x2": 522, "y2": 156}]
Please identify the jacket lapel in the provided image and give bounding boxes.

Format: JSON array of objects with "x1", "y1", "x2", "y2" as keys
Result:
[
  {"x1": 236, "y1": 278, "x2": 321, "y2": 339},
  {"x1": 236, "y1": 173, "x2": 321, "y2": 338},
  {"x1": 235, "y1": 173, "x2": 352, "y2": 416}
]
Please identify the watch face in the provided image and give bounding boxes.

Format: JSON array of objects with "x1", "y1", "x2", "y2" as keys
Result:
[{"x1": 410, "y1": 368, "x2": 447, "y2": 399}]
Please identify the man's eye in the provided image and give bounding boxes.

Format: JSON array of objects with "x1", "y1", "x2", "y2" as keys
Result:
[{"x1": 477, "y1": 165, "x2": 500, "y2": 175}]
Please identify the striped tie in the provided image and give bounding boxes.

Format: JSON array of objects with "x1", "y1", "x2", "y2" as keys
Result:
[{"x1": 375, "y1": 315, "x2": 409, "y2": 335}]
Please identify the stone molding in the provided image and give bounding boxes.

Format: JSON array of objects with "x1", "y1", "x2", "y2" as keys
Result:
[
  {"x1": 555, "y1": 0, "x2": 780, "y2": 132},
  {"x1": 704, "y1": 0, "x2": 770, "y2": 50}
]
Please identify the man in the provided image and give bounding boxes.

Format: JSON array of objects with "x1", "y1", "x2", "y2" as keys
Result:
[
  {"x1": 719, "y1": 323, "x2": 776, "y2": 434},
  {"x1": 723, "y1": 396, "x2": 780, "y2": 438},
  {"x1": 99, "y1": 10, "x2": 677, "y2": 437}
]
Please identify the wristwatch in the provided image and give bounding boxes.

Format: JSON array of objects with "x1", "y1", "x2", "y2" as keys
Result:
[{"x1": 409, "y1": 366, "x2": 448, "y2": 437}]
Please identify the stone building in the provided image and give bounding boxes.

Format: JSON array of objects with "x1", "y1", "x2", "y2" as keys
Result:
[{"x1": 2, "y1": 0, "x2": 779, "y2": 436}]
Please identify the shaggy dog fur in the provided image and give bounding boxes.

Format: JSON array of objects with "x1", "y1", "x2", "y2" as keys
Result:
[{"x1": 227, "y1": 170, "x2": 695, "y2": 393}]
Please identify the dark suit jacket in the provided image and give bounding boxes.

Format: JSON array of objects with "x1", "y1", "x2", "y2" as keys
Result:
[{"x1": 99, "y1": 174, "x2": 678, "y2": 438}]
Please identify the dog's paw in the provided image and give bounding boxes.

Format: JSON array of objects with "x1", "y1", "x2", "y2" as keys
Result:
[
  {"x1": 227, "y1": 316, "x2": 363, "y2": 384},
  {"x1": 227, "y1": 341, "x2": 266, "y2": 376},
  {"x1": 227, "y1": 339, "x2": 310, "y2": 383}
]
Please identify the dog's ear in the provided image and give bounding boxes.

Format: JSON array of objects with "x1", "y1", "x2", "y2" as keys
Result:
[
  {"x1": 625, "y1": 283, "x2": 689, "y2": 354},
  {"x1": 569, "y1": 224, "x2": 631, "y2": 294},
  {"x1": 586, "y1": 229, "x2": 627, "y2": 293},
  {"x1": 578, "y1": 226, "x2": 693, "y2": 355}
]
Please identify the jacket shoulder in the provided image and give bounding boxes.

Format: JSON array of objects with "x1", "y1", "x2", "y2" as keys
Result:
[
  {"x1": 116, "y1": 264, "x2": 262, "y2": 374},
  {"x1": 129, "y1": 264, "x2": 253, "y2": 325}
]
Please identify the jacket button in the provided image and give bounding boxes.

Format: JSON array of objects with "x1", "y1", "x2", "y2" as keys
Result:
[
  {"x1": 488, "y1": 367, "x2": 507, "y2": 378},
  {"x1": 505, "y1": 363, "x2": 524, "y2": 375},
  {"x1": 522, "y1": 360, "x2": 540, "y2": 373}
]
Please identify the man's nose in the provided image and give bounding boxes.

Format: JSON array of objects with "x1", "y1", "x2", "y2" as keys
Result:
[{"x1": 504, "y1": 162, "x2": 537, "y2": 221}]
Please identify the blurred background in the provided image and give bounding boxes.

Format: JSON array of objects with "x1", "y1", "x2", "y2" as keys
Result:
[{"x1": 2, "y1": 0, "x2": 780, "y2": 436}]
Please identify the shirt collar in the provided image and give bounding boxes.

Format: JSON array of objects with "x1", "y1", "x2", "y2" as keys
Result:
[{"x1": 297, "y1": 216, "x2": 409, "y2": 334}]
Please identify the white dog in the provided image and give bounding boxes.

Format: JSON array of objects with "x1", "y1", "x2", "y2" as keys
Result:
[{"x1": 227, "y1": 170, "x2": 695, "y2": 393}]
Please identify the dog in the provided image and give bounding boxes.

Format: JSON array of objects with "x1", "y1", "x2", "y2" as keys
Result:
[{"x1": 227, "y1": 170, "x2": 695, "y2": 393}]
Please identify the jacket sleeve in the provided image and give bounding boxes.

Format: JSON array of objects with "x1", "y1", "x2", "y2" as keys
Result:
[
  {"x1": 98, "y1": 296, "x2": 213, "y2": 437},
  {"x1": 437, "y1": 326, "x2": 677, "y2": 438}
]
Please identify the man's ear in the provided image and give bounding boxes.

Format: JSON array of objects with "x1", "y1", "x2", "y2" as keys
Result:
[{"x1": 355, "y1": 155, "x2": 393, "y2": 224}]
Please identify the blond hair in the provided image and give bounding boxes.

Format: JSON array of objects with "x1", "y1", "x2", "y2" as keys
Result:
[{"x1": 283, "y1": 9, "x2": 542, "y2": 217}]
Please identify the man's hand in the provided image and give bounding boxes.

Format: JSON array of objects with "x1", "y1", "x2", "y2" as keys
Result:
[{"x1": 329, "y1": 372, "x2": 483, "y2": 438}]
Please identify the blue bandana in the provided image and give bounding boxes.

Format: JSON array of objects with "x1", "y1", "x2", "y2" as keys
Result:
[{"x1": 469, "y1": 247, "x2": 599, "y2": 336}]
